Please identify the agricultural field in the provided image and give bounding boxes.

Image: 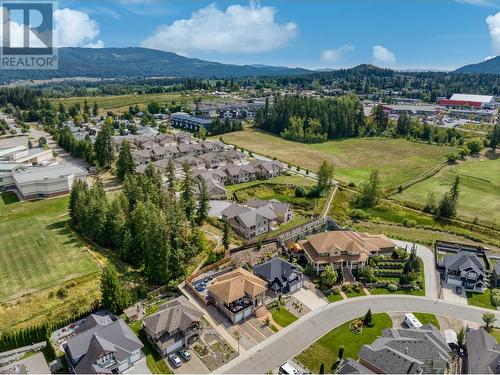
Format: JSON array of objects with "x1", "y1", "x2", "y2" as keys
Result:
[
  {"x1": 0, "y1": 194, "x2": 99, "y2": 302},
  {"x1": 215, "y1": 129, "x2": 455, "y2": 189},
  {"x1": 50, "y1": 92, "x2": 236, "y2": 115},
  {"x1": 392, "y1": 155, "x2": 500, "y2": 226}
]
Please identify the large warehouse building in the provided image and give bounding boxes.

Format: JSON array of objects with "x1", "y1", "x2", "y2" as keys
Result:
[{"x1": 439, "y1": 94, "x2": 496, "y2": 109}]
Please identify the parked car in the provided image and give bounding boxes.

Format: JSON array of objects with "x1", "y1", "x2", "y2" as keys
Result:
[
  {"x1": 168, "y1": 353, "x2": 182, "y2": 368},
  {"x1": 456, "y1": 286, "x2": 463, "y2": 294},
  {"x1": 178, "y1": 348, "x2": 191, "y2": 361}
]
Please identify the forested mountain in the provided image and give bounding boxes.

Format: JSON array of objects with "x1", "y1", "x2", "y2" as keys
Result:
[
  {"x1": 455, "y1": 56, "x2": 500, "y2": 74},
  {"x1": 0, "y1": 47, "x2": 310, "y2": 83}
]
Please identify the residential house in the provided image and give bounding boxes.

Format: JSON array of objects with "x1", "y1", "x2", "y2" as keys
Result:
[
  {"x1": 492, "y1": 263, "x2": 500, "y2": 288},
  {"x1": 170, "y1": 112, "x2": 213, "y2": 132},
  {"x1": 164, "y1": 145, "x2": 182, "y2": 159},
  {"x1": 466, "y1": 328, "x2": 500, "y2": 374},
  {"x1": 337, "y1": 358, "x2": 374, "y2": 374},
  {"x1": 0, "y1": 352, "x2": 51, "y2": 374},
  {"x1": 229, "y1": 205, "x2": 277, "y2": 240},
  {"x1": 196, "y1": 178, "x2": 226, "y2": 200},
  {"x1": 123, "y1": 303, "x2": 145, "y2": 323},
  {"x1": 223, "y1": 149, "x2": 246, "y2": 164},
  {"x1": 177, "y1": 143, "x2": 192, "y2": 157},
  {"x1": 247, "y1": 199, "x2": 292, "y2": 223},
  {"x1": 253, "y1": 258, "x2": 304, "y2": 295},
  {"x1": 176, "y1": 155, "x2": 205, "y2": 169},
  {"x1": 358, "y1": 325, "x2": 452, "y2": 374},
  {"x1": 223, "y1": 164, "x2": 255, "y2": 185},
  {"x1": 199, "y1": 152, "x2": 226, "y2": 169},
  {"x1": 440, "y1": 251, "x2": 486, "y2": 292},
  {"x1": 208, "y1": 268, "x2": 268, "y2": 323},
  {"x1": 250, "y1": 160, "x2": 283, "y2": 179},
  {"x1": 221, "y1": 203, "x2": 253, "y2": 220},
  {"x1": 143, "y1": 296, "x2": 203, "y2": 356},
  {"x1": 296, "y1": 230, "x2": 396, "y2": 273},
  {"x1": 201, "y1": 140, "x2": 224, "y2": 153},
  {"x1": 195, "y1": 169, "x2": 228, "y2": 185},
  {"x1": 132, "y1": 149, "x2": 152, "y2": 166},
  {"x1": 189, "y1": 143, "x2": 205, "y2": 155},
  {"x1": 64, "y1": 315, "x2": 143, "y2": 374}
]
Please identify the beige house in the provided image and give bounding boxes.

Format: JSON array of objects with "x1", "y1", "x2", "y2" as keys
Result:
[
  {"x1": 296, "y1": 230, "x2": 396, "y2": 273},
  {"x1": 208, "y1": 268, "x2": 268, "y2": 323}
]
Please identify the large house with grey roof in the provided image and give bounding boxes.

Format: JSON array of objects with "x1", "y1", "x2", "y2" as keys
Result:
[
  {"x1": 466, "y1": 328, "x2": 500, "y2": 374},
  {"x1": 358, "y1": 324, "x2": 452, "y2": 374},
  {"x1": 64, "y1": 314, "x2": 143, "y2": 374},
  {"x1": 439, "y1": 251, "x2": 486, "y2": 292},
  {"x1": 143, "y1": 296, "x2": 203, "y2": 356},
  {"x1": 253, "y1": 258, "x2": 304, "y2": 295}
]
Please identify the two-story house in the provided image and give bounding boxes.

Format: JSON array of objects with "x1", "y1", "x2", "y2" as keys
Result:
[
  {"x1": 253, "y1": 258, "x2": 304, "y2": 295},
  {"x1": 64, "y1": 314, "x2": 143, "y2": 374},
  {"x1": 440, "y1": 251, "x2": 486, "y2": 292},
  {"x1": 143, "y1": 296, "x2": 203, "y2": 356},
  {"x1": 208, "y1": 268, "x2": 268, "y2": 323}
]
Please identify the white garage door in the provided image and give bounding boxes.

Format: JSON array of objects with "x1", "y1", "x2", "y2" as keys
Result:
[
  {"x1": 234, "y1": 312, "x2": 244, "y2": 323},
  {"x1": 167, "y1": 340, "x2": 183, "y2": 354},
  {"x1": 243, "y1": 307, "x2": 253, "y2": 319}
]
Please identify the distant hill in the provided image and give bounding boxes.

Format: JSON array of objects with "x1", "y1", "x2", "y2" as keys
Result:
[
  {"x1": 455, "y1": 57, "x2": 500, "y2": 74},
  {"x1": 0, "y1": 47, "x2": 311, "y2": 83}
]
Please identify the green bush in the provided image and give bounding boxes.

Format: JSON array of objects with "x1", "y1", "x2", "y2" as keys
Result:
[
  {"x1": 492, "y1": 289, "x2": 500, "y2": 307},
  {"x1": 56, "y1": 287, "x2": 69, "y2": 299},
  {"x1": 387, "y1": 283, "x2": 398, "y2": 292}
]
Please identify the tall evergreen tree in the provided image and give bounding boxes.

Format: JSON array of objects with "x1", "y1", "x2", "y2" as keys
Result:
[
  {"x1": 180, "y1": 161, "x2": 195, "y2": 221},
  {"x1": 196, "y1": 179, "x2": 210, "y2": 224},
  {"x1": 92, "y1": 101, "x2": 99, "y2": 117},
  {"x1": 100, "y1": 264, "x2": 129, "y2": 314},
  {"x1": 94, "y1": 120, "x2": 115, "y2": 168},
  {"x1": 223, "y1": 219, "x2": 231, "y2": 254},
  {"x1": 167, "y1": 159, "x2": 176, "y2": 195},
  {"x1": 116, "y1": 140, "x2": 135, "y2": 181}
]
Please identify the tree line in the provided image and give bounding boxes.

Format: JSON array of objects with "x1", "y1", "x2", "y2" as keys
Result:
[{"x1": 68, "y1": 160, "x2": 209, "y2": 288}]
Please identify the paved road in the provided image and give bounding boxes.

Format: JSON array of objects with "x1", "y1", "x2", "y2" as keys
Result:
[
  {"x1": 216, "y1": 295, "x2": 500, "y2": 374},
  {"x1": 393, "y1": 240, "x2": 438, "y2": 299}
]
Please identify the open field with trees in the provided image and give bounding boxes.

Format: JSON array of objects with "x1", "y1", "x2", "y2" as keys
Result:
[
  {"x1": 215, "y1": 129, "x2": 455, "y2": 189},
  {"x1": 392, "y1": 154, "x2": 500, "y2": 226},
  {"x1": 295, "y1": 313, "x2": 392, "y2": 373},
  {"x1": 50, "y1": 92, "x2": 233, "y2": 114},
  {"x1": 0, "y1": 195, "x2": 99, "y2": 301}
]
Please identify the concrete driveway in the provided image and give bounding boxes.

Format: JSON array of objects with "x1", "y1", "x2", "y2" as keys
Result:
[
  {"x1": 393, "y1": 240, "x2": 438, "y2": 299},
  {"x1": 291, "y1": 288, "x2": 328, "y2": 311},
  {"x1": 124, "y1": 356, "x2": 151, "y2": 374},
  {"x1": 441, "y1": 282, "x2": 468, "y2": 305},
  {"x1": 174, "y1": 351, "x2": 209, "y2": 374}
]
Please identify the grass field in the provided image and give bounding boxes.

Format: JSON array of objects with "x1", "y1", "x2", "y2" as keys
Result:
[
  {"x1": 271, "y1": 306, "x2": 298, "y2": 327},
  {"x1": 0, "y1": 195, "x2": 99, "y2": 301},
  {"x1": 413, "y1": 313, "x2": 440, "y2": 328},
  {"x1": 225, "y1": 174, "x2": 315, "y2": 193},
  {"x1": 51, "y1": 93, "x2": 233, "y2": 115},
  {"x1": 393, "y1": 155, "x2": 500, "y2": 225},
  {"x1": 467, "y1": 289, "x2": 496, "y2": 310},
  {"x1": 295, "y1": 313, "x2": 392, "y2": 373},
  {"x1": 215, "y1": 129, "x2": 455, "y2": 189}
]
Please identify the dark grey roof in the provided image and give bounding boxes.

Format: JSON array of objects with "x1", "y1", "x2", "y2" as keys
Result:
[
  {"x1": 143, "y1": 296, "x2": 202, "y2": 340},
  {"x1": 466, "y1": 328, "x2": 500, "y2": 374},
  {"x1": 253, "y1": 258, "x2": 301, "y2": 286},
  {"x1": 0, "y1": 352, "x2": 50, "y2": 374},
  {"x1": 494, "y1": 263, "x2": 500, "y2": 276},
  {"x1": 337, "y1": 358, "x2": 374, "y2": 374},
  {"x1": 221, "y1": 203, "x2": 252, "y2": 219},
  {"x1": 359, "y1": 325, "x2": 451, "y2": 374},
  {"x1": 66, "y1": 316, "x2": 143, "y2": 374},
  {"x1": 444, "y1": 251, "x2": 485, "y2": 276}
]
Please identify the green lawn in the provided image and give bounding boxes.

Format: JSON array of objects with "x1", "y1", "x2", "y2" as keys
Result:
[
  {"x1": 327, "y1": 293, "x2": 344, "y2": 303},
  {"x1": 345, "y1": 289, "x2": 366, "y2": 298},
  {"x1": 491, "y1": 328, "x2": 500, "y2": 343},
  {"x1": 369, "y1": 287, "x2": 425, "y2": 296},
  {"x1": 392, "y1": 155, "x2": 500, "y2": 225},
  {"x1": 226, "y1": 174, "x2": 315, "y2": 193},
  {"x1": 271, "y1": 306, "x2": 298, "y2": 327},
  {"x1": 413, "y1": 313, "x2": 440, "y2": 329},
  {"x1": 0, "y1": 196, "x2": 99, "y2": 301},
  {"x1": 295, "y1": 313, "x2": 392, "y2": 373},
  {"x1": 467, "y1": 289, "x2": 496, "y2": 310},
  {"x1": 214, "y1": 129, "x2": 455, "y2": 189}
]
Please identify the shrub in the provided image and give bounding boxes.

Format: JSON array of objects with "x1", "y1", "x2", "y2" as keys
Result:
[
  {"x1": 331, "y1": 287, "x2": 340, "y2": 295},
  {"x1": 387, "y1": 283, "x2": 398, "y2": 292},
  {"x1": 56, "y1": 287, "x2": 69, "y2": 299},
  {"x1": 295, "y1": 186, "x2": 306, "y2": 197},
  {"x1": 348, "y1": 182, "x2": 356, "y2": 188},
  {"x1": 349, "y1": 209, "x2": 371, "y2": 220},
  {"x1": 492, "y1": 289, "x2": 500, "y2": 307}
]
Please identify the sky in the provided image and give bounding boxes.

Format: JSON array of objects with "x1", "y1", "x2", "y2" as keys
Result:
[{"x1": 7, "y1": 0, "x2": 500, "y2": 70}]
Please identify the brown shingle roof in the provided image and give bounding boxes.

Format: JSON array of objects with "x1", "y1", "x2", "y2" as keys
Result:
[{"x1": 208, "y1": 268, "x2": 267, "y2": 304}]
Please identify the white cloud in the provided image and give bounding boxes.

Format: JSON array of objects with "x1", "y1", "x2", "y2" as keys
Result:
[
  {"x1": 140, "y1": 2, "x2": 297, "y2": 54},
  {"x1": 372, "y1": 45, "x2": 396, "y2": 66},
  {"x1": 320, "y1": 44, "x2": 355, "y2": 64},
  {"x1": 54, "y1": 8, "x2": 103, "y2": 48},
  {"x1": 485, "y1": 55, "x2": 496, "y2": 60},
  {"x1": 455, "y1": 0, "x2": 497, "y2": 7},
  {"x1": 486, "y1": 12, "x2": 500, "y2": 54}
]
